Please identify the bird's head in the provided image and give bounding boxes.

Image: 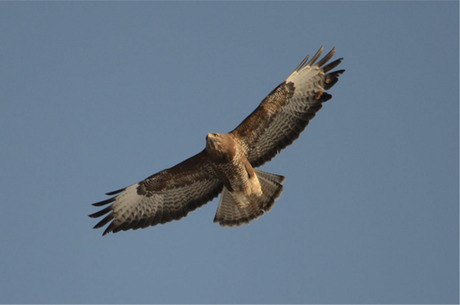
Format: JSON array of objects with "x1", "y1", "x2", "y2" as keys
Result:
[
  {"x1": 205, "y1": 133, "x2": 236, "y2": 162},
  {"x1": 206, "y1": 133, "x2": 222, "y2": 151}
]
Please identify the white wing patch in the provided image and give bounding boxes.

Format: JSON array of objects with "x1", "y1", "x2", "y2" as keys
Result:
[
  {"x1": 111, "y1": 184, "x2": 161, "y2": 225},
  {"x1": 286, "y1": 49, "x2": 328, "y2": 99}
]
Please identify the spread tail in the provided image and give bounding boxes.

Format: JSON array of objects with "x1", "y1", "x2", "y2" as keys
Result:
[{"x1": 214, "y1": 169, "x2": 285, "y2": 226}]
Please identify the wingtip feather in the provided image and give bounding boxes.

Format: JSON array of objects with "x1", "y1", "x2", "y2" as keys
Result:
[
  {"x1": 322, "y1": 57, "x2": 343, "y2": 73},
  {"x1": 306, "y1": 45, "x2": 324, "y2": 66},
  {"x1": 88, "y1": 205, "x2": 112, "y2": 218},
  {"x1": 92, "y1": 196, "x2": 116, "y2": 207},
  {"x1": 316, "y1": 47, "x2": 336, "y2": 68},
  {"x1": 106, "y1": 187, "x2": 125, "y2": 196},
  {"x1": 294, "y1": 54, "x2": 310, "y2": 72}
]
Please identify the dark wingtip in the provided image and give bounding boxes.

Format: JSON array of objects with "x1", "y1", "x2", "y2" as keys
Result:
[
  {"x1": 106, "y1": 187, "x2": 125, "y2": 196},
  {"x1": 324, "y1": 69, "x2": 345, "y2": 90},
  {"x1": 88, "y1": 205, "x2": 112, "y2": 219},
  {"x1": 320, "y1": 92, "x2": 333, "y2": 102},
  {"x1": 92, "y1": 196, "x2": 116, "y2": 207},
  {"x1": 322, "y1": 57, "x2": 343, "y2": 73},
  {"x1": 102, "y1": 227, "x2": 112, "y2": 236},
  {"x1": 92, "y1": 213, "x2": 114, "y2": 229}
]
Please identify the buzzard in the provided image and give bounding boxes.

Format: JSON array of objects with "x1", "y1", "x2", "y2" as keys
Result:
[{"x1": 89, "y1": 46, "x2": 344, "y2": 235}]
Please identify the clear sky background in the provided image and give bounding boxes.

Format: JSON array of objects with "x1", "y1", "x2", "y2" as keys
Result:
[{"x1": 1, "y1": 1, "x2": 458, "y2": 304}]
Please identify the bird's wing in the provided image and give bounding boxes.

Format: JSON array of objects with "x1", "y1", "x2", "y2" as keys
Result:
[
  {"x1": 231, "y1": 46, "x2": 345, "y2": 167},
  {"x1": 89, "y1": 150, "x2": 222, "y2": 235}
]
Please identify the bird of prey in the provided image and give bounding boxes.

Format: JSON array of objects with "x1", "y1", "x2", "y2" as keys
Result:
[{"x1": 89, "y1": 46, "x2": 344, "y2": 235}]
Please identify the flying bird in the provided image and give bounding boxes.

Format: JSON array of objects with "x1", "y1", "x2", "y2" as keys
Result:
[{"x1": 89, "y1": 46, "x2": 344, "y2": 235}]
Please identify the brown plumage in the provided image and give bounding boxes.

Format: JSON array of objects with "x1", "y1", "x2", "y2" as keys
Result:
[{"x1": 89, "y1": 46, "x2": 345, "y2": 235}]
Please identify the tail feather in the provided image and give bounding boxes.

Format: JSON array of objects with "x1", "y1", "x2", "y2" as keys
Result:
[{"x1": 214, "y1": 169, "x2": 285, "y2": 226}]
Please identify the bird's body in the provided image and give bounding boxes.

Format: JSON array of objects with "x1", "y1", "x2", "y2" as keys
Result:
[
  {"x1": 206, "y1": 132, "x2": 263, "y2": 208},
  {"x1": 89, "y1": 46, "x2": 344, "y2": 235}
]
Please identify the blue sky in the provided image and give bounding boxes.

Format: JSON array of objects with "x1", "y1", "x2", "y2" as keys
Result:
[{"x1": 1, "y1": 1, "x2": 458, "y2": 304}]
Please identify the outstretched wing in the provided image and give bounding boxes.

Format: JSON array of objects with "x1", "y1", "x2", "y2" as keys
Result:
[
  {"x1": 89, "y1": 151, "x2": 223, "y2": 235},
  {"x1": 231, "y1": 46, "x2": 345, "y2": 167}
]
